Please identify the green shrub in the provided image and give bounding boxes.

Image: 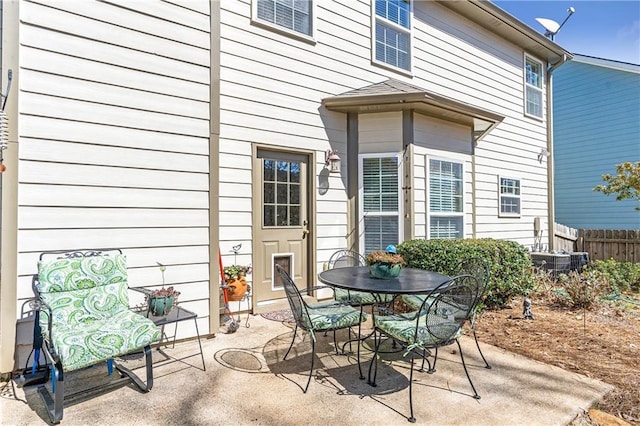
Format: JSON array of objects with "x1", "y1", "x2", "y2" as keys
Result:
[
  {"x1": 397, "y1": 238, "x2": 534, "y2": 308},
  {"x1": 556, "y1": 269, "x2": 606, "y2": 309},
  {"x1": 589, "y1": 259, "x2": 640, "y2": 293}
]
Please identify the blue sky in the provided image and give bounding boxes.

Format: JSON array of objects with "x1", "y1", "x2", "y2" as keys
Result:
[{"x1": 493, "y1": 1, "x2": 640, "y2": 64}]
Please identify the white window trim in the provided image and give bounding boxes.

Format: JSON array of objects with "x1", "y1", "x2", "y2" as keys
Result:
[
  {"x1": 371, "y1": 0, "x2": 413, "y2": 75},
  {"x1": 251, "y1": 0, "x2": 317, "y2": 44},
  {"x1": 358, "y1": 152, "x2": 404, "y2": 252},
  {"x1": 427, "y1": 156, "x2": 465, "y2": 240},
  {"x1": 498, "y1": 175, "x2": 522, "y2": 218},
  {"x1": 523, "y1": 53, "x2": 544, "y2": 120}
]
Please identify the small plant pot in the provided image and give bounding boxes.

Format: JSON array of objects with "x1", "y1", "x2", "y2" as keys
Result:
[
  {"x1": 227, "y1": 276, "x2": 248, "y2": 301},
  {"x1": 148, "y1": 295, "x2": 175, "y2": 316},
  {"x1": 369, "y1": 263, "x2": 403, "y2": 279}
]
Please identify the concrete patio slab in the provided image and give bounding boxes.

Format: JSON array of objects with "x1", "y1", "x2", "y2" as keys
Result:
[{"x1": 1, "y1": 314, "x2": 612, "y2": 425}]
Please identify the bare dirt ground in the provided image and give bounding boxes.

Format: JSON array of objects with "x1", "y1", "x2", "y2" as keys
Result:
[{"x1": 476, "y1": 295, "x2": 640, "y2": 425}]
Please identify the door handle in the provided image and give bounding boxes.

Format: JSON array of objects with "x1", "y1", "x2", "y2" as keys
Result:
[{"x1": 302, "y1": 220, "x2": 310, "y2": 239}]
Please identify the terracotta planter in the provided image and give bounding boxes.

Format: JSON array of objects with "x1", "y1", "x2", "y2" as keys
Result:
[{"x1": 227, "y1": 276, "x2": 248, "y2": 301}]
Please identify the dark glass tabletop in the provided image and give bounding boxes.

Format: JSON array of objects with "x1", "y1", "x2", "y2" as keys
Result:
[{"x1": 318, "y1": 266, "x2": 451, "y2": 294}]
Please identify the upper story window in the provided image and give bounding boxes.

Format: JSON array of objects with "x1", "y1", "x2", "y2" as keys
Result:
[
  {"x1": 373, "y1": 0, "x2": 411, "y2": 72},
  {"x1": 499, "y1": 176, "x2": 521, "y2": 217},
  {"x1": 524, "y1": 55, "x2": 544, "y2": 119},
  {"x1": 255, "y1": 0, "x2": 313, "y2": 38}
]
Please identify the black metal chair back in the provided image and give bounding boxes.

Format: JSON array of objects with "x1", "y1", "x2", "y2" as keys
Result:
[
  {"x1": 449, "y1": 257, "x2": 492, "y2": 368},
  {"x1": 416, "y1": 274, "x2": 478, "y2": 345},
  {"x1": 328, "y1": 249, "x2": 365, "y2": 269},
  {"x1": 276, "y1": 264, "x2": 312, "y2": 332}
]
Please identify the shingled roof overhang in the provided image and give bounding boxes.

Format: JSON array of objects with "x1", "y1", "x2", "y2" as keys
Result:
[{"x1": 322, "y1": 79, "x2": 504, "y2": 142}]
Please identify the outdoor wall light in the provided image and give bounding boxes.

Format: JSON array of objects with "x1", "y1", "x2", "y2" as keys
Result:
[
  {"x1": 325, "y1": 149, "x2": 341, "y2": 173},
  {"x1": 537, "y1": 148, "x2": 550, "y2": 163}
]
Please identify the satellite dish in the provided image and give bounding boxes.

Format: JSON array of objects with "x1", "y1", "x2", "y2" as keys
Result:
[
  {"x1": 535, "y1": 7, "x2": 575, "y2": 40},
  {"x1": 535, "y1": 18, "x2": 560, "y2": 35}
]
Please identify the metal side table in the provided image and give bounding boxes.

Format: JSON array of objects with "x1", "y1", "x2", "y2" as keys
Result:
[{"x1": 132, "y1": 288, "x2": 206, "y2": 371}]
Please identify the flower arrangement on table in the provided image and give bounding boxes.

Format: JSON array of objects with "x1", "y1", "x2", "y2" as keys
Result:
[{"x1": 366, "y1": 245, "x2": 406, "y2": 279}]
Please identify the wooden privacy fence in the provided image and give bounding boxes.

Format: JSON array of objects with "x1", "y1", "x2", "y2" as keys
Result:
[
  {"x1": 578, "y1": 229, "x2": 640, "y2": 263},
  {"x1": 554, "y1": 223, "x2": 640, "y2": 263}
]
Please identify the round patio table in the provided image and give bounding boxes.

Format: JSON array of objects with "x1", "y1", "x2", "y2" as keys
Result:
[{"x1": 318, "y1": 266, "x2": 451, "y2": 295}]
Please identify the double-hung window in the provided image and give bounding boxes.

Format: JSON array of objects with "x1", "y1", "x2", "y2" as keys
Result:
[
  {"x1": 524, "y1": 55, "x2": 544, "y2": 119},
  {"x1": 255, "y1": 0, "x2": 313, "y2": 38},
  {"x1": 360, "y1": 154, "x2": 402, "y2": 254},
  {"x1": 373, "y1": 0, "x2": 411, "y2": 71},
  {"x1": 429, "y1": 158, "x2": 464, "y2": 239},
  {"x1": 499, "y1": 176, "x2": 521, "y2": 217}
]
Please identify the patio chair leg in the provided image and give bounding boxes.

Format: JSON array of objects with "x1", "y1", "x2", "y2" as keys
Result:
[
  {"x1": 456, "y1": 339, "x2": 480, "y2": 400},
  {"x1": 38, "y1": 359, "x2": 64, "y2": 424},
  {"x1": 356, "y1": 321, "x2": 364, "y2": 379},
  {"x1": 472, "y1": 321, "x2": 491, "y2": 369},
  {"x1": 428, "y1": 348, "x2": 438, "y2": 373},
  {"x1": 284, "y1": 323, "x2": 298, "y2": 361},
  {"x1": 304, "y1": 339, "x2": 315, "y2": 393},
  {"x1": 408, "y1": 354, "x2": 416, "y2": 423},
  {"x1": 367, "y1": 331, "x2": 380, "y2": 387},
  {"x1": 114, "y1": 345, "x2": 154, "y2": 392}
]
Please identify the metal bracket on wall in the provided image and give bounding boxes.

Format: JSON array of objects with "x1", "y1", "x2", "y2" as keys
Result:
[{"x1": 1, "y1": 69, "x2": 12, "y2": 110}]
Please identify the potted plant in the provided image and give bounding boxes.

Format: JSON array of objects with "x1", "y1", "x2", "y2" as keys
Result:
[
  {"x1": 366, "y1": 247, "x2": 406, "y2": 279},
  {"x1": 147, "y1": 262, "x2": 180, "y2": 316},
  {"x1": 223, "y1": 264, "x2": 252, "y2": 301}
]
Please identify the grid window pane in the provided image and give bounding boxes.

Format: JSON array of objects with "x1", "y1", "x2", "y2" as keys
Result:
[
  {"x1": 499, "y1": 177, "x2": 521, "y2": 216},
  {"x1": 364, "y1": 216, "x2": 399, "y2": 254},
  {"x1": 430, "y1": 217, "x2": 463, "y2": 239},
  {"x1": 526, "y1": 87, "x2": 542, "y2": 117},
  {"x1": 257, "y1": 0, "x2": 312, "y2": 36},
  {"x1": 263, "y1": 157, "x2": 303, "y2": 227},
  {"x1": 374, "y1": 0, "x2": 411, "y2": 70},
  {"x1": 429, "y1": 159, "x2": 463, "y2": 213},
  {"x1": 525, "y1": 57, "x2": 543, "y2": 117}
]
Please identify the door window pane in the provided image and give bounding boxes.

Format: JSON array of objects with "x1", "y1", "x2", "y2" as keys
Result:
[{"x1": 263, "y1": 157, "x2": 303, "y2": 227}]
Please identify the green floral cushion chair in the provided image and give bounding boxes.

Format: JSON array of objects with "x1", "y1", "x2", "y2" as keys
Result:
[
  {"x1": 369, "y1": 275, "x2": 481, "y2": 423},
  {"x1": 275, "y1": 264, "x2": 368, "y2": 392},
  {"x1": 34, "y1": 250, "x2": 161, "y2": 423}
]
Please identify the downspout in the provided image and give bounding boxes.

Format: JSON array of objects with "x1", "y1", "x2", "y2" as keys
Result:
[{"x1": 546, "y1": 54, "x2": 569, "y2": 251}]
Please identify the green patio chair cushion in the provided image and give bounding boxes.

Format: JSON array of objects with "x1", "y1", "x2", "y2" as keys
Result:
[
  {"x1": 305, "y1": 303, "x2": 368, "y2": 331},
  {"x1": 37, "y1": 254, "x2": 161, "y2": 371},
  {"x1": 375, "y1": 312, "x2": 462, "y2": 349},
  {"x1": 335, "y1": 288, "x2": 394, "y2": 305}
]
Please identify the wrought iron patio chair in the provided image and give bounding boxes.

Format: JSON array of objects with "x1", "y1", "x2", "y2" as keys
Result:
[
  {"x1": 328, "y1": 249, "x2": 394, "y2": 307},
  {"x1": 402, "y1": 257, "x2": 491, "y2": 368},
  {"x1": 32, "y1": 249, "x2": 161, "y2": 423},
  {"x1": 369, "y1": 274, "x2": 481, "y2": 423},
  {"x1": 275, "y1": 264, "x2": 367, "y2": 392}
]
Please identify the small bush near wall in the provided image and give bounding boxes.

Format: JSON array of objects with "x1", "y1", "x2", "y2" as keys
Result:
[
  {"x1": 589, "y1": 259, "x2": 640, "y2": 293},
  {"x1": 397, "y1": 238, "x2": 534, "y2": 308}
]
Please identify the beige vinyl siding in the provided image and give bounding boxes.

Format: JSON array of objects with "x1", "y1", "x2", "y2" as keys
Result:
[
  {"x1": 413, "y1": 114, "x2": 473, "y2": 240},
  {"x1": 16, "y1": 0, "x2": 211, "y2": 337},
  {"x1": 218, "y1": 0, "x2": 550, "y2": 267},
  {"x1": 409, "y1": 2, "x2": 549, "y2": 245}
]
